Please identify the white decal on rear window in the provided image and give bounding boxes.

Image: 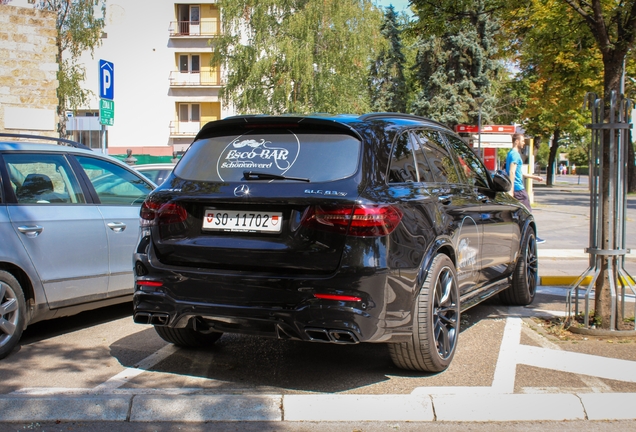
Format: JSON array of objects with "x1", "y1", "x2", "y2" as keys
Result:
[{"x1": 216, "y1": 133, "x2": 300, "y2": 181}]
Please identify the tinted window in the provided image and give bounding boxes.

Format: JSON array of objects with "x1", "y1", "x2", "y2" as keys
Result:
[
  {"x1": 76, "y1": 156, "x2": 153, "y2": 205},
  {"x1": 176, "y1": 130, "x2": 361, "y2": 182},
  {"x1": 4, "y1": 153, "x2": 85, "y2": 204},
  {"x1": 444, "y1": 134, "x2": 491, "y2": 189},
  {"x1": 388, "y1": 133, "x2": 419, "y2": 183},
  {"x1": 413, "y1": 130, "x2": 460, "y2": 183}
]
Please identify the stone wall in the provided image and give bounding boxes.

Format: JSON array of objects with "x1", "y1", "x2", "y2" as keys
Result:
[{"x1": 0, "y1": 4, "x2": 58, "y2": 137}]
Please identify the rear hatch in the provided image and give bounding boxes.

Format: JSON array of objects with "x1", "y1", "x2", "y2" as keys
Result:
[{"x1": 141, "y1": 120, "x2": 394, "y2": 275}]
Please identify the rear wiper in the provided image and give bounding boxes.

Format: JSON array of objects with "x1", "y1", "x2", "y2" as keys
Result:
[{"x1": 243, "y1": 171, "x2": 310, "y2": 182}]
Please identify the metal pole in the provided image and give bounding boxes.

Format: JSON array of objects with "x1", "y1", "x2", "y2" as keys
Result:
[
  {"x1": 101, "y1": 124, "x2": 107, "y2": 154},
  {"x1": 478, "y1": 103, "x2": 482, "y2": 159}
]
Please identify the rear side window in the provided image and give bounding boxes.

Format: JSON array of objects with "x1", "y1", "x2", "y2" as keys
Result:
[{"x1": 175, "y1": 130, "x2": 361, "y2": 182}]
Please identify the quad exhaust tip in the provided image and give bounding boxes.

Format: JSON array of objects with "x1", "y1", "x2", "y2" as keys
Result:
[
  {"x1": 134, "y1": 312, "x2": 170, "y2": 326},
  {"x1": 305, "y1": 328, "x2": 359, "y2": 344}
]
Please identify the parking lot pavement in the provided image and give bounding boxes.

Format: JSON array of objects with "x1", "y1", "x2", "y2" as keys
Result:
[{"x1": 0, "y1": 284, "x2": 634, "y2": 424}]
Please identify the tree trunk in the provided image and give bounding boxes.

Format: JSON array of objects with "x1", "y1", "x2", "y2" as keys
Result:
[
  {"x1": 594, "y1": 50, "x2": 628, "y2": 330},
  {"x1": 546, "y1": 129, "x2": 560, "y2": 186}
]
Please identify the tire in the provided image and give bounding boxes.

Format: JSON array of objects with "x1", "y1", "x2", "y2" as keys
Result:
[
  {"x1": 154, "y1": 325, "x2": 223, "y2": 348},
  {"x1": 500, "y1": 228, "x2": 538, "y2": 306},
  {"x1": 0, "y1": 271, "x2": 26, "y2": 360},
  {"x1": 389, "y1": 254, "x2": 460, "y2": 373}
]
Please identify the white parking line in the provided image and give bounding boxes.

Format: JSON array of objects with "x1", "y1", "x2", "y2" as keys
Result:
[
  {"x1": 516, "y1": 344, "x2": 636, "y2": 383},
  {"x1": 92, "y1": 344, "x2": 179, "y2": 391}
]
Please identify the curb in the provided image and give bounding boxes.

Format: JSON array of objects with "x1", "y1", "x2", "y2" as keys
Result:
[
  {"x1": 540, "y1": 275, "x2": 636, "y2": 286},
  {"x1": 1, "y1": 393, "x2": 635, "y2": 422}
]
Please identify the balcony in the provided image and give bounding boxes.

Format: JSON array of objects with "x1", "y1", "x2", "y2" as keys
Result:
[
  {"x1": 169, "y1": 121, "x2": 201, "y2": 138},
  {"x1": 169, "y1": 20, "x2": 220, "y2": 37},
  {"x1": 169, "y1": 70, "x2": 222, "y2": 87}
]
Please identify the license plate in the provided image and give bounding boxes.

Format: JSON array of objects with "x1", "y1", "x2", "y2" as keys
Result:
[{"x1": 202, "y1": 209, "x2": 283, "y2": 233}]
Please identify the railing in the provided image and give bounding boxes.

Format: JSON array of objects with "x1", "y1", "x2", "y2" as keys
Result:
[
  {"x1": 169, "y1": 70, "x2": 222, "y2": 87},
  {"x1": 169, "y1": 20, "x2": 220, "y2": 37},
  {"x1": 169, "y1": 121, "x2": 201, "y2": 136}
]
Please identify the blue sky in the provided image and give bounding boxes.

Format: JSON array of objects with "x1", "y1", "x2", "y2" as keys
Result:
[{"x1": 375, "y1": 0, "x2": 412, "y2": 14}]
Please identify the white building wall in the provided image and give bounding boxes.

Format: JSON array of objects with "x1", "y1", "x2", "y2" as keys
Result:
[
  {"x1": 10, "y1": 0, "x2": 232, "y2": 155},
  {"x1": 83, "y1": 2, "x2": 177, "y2": 154}
]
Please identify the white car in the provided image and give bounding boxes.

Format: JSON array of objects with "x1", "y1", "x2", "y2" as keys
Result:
[{"x1": 134, "y1": 163, "x2": 175, "y2": 185}]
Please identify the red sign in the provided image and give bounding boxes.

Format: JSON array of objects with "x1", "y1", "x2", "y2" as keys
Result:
[
  {"x1": 482, "y1": 148, "x2": 497, "y2": 171},
  {"x1": 455, "y1": 124, "x2": 516, "y2": 134}
]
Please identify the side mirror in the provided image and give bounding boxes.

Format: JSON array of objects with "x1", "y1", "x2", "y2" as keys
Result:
[{"x1": 491, "y1": 170, "x2": 511, "y2": 193}]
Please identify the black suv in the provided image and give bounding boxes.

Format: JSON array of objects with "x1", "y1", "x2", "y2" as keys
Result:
[{"x1": 133, "y1": 113, "x2": 537, "y2": 372}]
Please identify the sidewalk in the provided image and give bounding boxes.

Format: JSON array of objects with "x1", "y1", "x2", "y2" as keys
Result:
[{"x1": 532, "y1": 179, "x2": 636, "y2": 285}]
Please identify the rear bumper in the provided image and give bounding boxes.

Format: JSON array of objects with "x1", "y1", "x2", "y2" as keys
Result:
[{"x1": 132, "y1": 257, "x2": 414, "y2": 344}]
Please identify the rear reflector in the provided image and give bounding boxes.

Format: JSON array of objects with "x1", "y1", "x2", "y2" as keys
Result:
[
  {"x1": 314, "y1": 293, "x2": 362, "y2": 302},
  {"x1": 302, "y1": 204, "x2": 402, "y2": 237},
  {"x1": 136, "y1": 280, "x2": 163, "y2": 287}
]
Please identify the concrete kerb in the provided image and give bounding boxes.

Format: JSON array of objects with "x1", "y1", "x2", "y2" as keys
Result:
[{"x1": 1, "y1": 392, "x2": 636, "y2": 422}]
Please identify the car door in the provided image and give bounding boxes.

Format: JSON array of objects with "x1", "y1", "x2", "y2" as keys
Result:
[
  {"x1": 74, "y1": 155, "x2": 154, "y2": 298},
  {"x1": 443, "y1": 134, "x2": 517, "y2": 284},
  {"x1": 413, "y1": 130, "x2": 483, "y2": 296},
  {"x1": 3, "y1": 152, "x2": 109, "y2": 308}
]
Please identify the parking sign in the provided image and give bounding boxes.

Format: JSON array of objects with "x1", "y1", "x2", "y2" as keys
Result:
[{"x1": 99, "y1": 60, "x2": 114, "y2": 100}]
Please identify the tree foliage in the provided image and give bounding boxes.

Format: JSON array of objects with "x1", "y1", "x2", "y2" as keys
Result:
[
  {"x1": 409, "y1": 0, "x2": 502, "y2": 127},
  {"x1": 368, "y1": 6, "x2": 407, "y2": 113},
  {"x1": 35, "y1": 0, "x2": 106, "y2": 137},
  {"x1": 213, "y1": 0, "x2": 384, "y2": 114},
  {"x1": 505, "y1": 0, "x2": 601, "y2": 185}
]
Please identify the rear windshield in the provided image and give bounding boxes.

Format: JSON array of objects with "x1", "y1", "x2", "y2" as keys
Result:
[{"x1": 175, "y1": 130, "x2": 361, "y2": 182}]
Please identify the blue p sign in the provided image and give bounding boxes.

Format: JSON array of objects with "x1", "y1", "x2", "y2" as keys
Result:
[{"x1": 99, "y1": 60, "x2": 114, "y2": 100}]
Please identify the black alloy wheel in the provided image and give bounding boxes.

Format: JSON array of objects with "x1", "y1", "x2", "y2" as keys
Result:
[
  {"x1": 389, "y1": 254, "x2": 460, "y2": 372},
  {"x1": 501, "y1": 228, "x2": 538, "y2": 306}
]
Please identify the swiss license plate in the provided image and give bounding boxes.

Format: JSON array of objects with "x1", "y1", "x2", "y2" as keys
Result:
[{"x1": 202, "y1": 209, "x2": 283, "y2": 233}]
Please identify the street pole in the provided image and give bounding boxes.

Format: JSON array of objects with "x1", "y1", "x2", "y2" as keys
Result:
[{"x1": 475, "y1": 97, "x2": 485, "y2": 160}]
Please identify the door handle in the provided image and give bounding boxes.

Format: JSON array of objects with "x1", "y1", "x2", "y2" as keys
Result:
[
  {"x1": 438, "y1": 195, "x2": 452, "y2": 205},
  {"x1": 18, "y1": 225, "x2": 43, "y2": 238},
  {"x1": 107, "y1": 222, "x2": 127, "y2": 232}
]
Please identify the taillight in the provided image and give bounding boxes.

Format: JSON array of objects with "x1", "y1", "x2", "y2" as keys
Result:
[
  {"x1": 301, "y1": 204, "x2": 402, "y2": 237},
  {"x1": 140, "y1": 200, "x2": 188, "y2": 226}
]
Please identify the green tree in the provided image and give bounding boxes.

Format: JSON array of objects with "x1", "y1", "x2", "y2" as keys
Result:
[
  {"x1": 213, "y1": 0, "x2": 384, "y2": 114},
  {"x1": 368, "y1": 6, "x2": 407, "y2": 113},
  {"x1": 507, "y1": 0, "x2": 599, "y2": 186},
  {"x1": 567, "y1": 142, "x2": 588, "y2": 167},
  {"x1": 35, "y1": 0, "x2": 106, "y2": 137},
  {"x1": 409, "y1": 0, "x2": 502, "y2": 128}
]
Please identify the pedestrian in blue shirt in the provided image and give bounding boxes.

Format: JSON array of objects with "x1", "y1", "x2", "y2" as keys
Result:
[{"x1": 506, "y1": 133, "x2": 546, "y2": 244}]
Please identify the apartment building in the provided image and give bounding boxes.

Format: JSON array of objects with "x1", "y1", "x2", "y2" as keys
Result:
[{"x1": 10, "y1": 0, "x2": 231, "y2": 156}]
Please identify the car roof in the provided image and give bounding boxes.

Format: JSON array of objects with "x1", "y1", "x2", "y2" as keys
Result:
[
  {"x1": 0, "y1": 132, "x2": 92, "y2": 150},
  {"x1": 195, "y1": 112, "x2": 453, "y2": 141},
  {"x1": 134, "y1": 163, "x2": 176, "y2": 170},
  {"x1": 0, "y1": 135, "x2": 149, "y2": 172}
]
